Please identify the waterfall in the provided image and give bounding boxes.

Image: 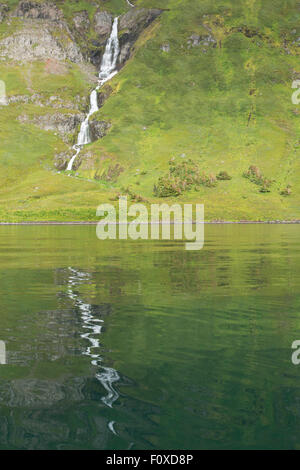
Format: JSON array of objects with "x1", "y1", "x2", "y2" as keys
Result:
[
  {"x1": 67, "y1": 17, "x2": 120, "y2": 172},
  {"x1": 99, "y1": 17, "x2": 120, "y2": 84}
]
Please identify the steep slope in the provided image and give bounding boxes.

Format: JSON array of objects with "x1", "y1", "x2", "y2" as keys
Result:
[{"x1": 0, "y1": 0, "x2": 299, "y2": 221}]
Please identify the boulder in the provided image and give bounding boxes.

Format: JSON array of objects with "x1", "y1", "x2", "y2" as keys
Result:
[
  {"x1": 160, "y1": 43, "x2": 170, "y2": 52},
  {"x1": 187, "y1": 33, "x2": 216, "y2": 51},
  {"x1": 89, "y1": 119, "x2": 111, "y2": 141}
]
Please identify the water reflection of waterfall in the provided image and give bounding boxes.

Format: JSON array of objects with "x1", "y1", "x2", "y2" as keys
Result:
[
  {"x1": 66, "y1": 268, "x2": 120, "y2": 414},
  {"x1": 67, "y1": 17, "x2": 120, "y2": 171}
]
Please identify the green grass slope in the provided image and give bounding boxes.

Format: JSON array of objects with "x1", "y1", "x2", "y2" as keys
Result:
[{"x1": 0, "y1": 0, "x2": 300, "y2": 221}]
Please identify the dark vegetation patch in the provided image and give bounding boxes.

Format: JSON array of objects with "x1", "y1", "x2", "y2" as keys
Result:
[
  {"x1": 153, "y1": 159, "x2": 232, "y2": 197},
  {"x1": 243, "y1": 165, "x2": 273, "y2": 193}
]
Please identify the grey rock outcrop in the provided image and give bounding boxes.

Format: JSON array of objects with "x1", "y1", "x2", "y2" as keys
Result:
[
  {"x1": 1, "y1": 3, "x2": 164, "y2": 68},
  {"x1": 89, "y1": 120, "x2": 111, "y2": 141},
  {"x1": 97, "y1": 85, "x2": 112, "y2": 108},
  {"x1": 54, "y1": 150, "x2": 74, "y2": 170},
  {"x1": 0, "y1": 3, "x2": 8, "y2": 23},
  {"x1": 93, "y1": 10, "x2": 112, "y2": 40},
  {"x1": 8, "y1": 93, "x2": 86, "y2": 110},
  {"x1": 160, "y1": 43, "x2": 170, "y2": 52},
  {"x1": 18, "y1": 112, "x2": 85, "y2": 143},
  {"x1": 73, "y1": 10, "x2": 90, "y2": 34},
  {"x1": 0, "y1": 22, "x2": 84, "y2": 63},
  {"x1": 118, "y1": 8, "x2": 163, "y2": 65},
  {"x1": 0, "y1": 1, "x2": 84, "y2": 63},
  {"x1": 187, "y1": 33, "x2": 216, "y2": 51},
  {"x1": 88, "y1": 11, "x2": 113, "y2": 66},
  {"x1": 12, "y1": 1, "x2": 63, "y2": 21}
]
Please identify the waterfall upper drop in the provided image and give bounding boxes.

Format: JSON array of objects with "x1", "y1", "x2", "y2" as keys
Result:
[
  {"x1": 66, "y1": 17, "x2": 120, "y2": 172},
  {"x1": 99, "y1": 17, "x2": 120, "y2": 84}
]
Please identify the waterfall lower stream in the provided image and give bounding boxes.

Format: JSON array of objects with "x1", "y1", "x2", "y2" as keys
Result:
[{"x1": 66, "y1": 17, "x2": 120, "y2": 171}]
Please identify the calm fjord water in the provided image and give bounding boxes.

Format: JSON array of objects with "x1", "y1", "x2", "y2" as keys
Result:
[{"x1": 0, "y1": 225, "x2": 299, "y2": 450}]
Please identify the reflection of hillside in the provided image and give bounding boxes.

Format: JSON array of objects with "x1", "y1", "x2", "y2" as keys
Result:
[
  {"x1": 0, "y1": 377, "x2": 110, "y2": 449},
  {"x1": 0, "y1": 267, "x2": 118, "y2": 449},
  {"x1": 0, "y1": 262, "x2": 159, "y2": 449}
]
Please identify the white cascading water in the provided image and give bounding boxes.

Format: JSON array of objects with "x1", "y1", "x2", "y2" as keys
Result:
[
  {"x1": 98, "y1": 16, "x2": 120, "y2": 83},
  {"x1": 67, "y1": 17, "x2": 120, "y2": 171}
]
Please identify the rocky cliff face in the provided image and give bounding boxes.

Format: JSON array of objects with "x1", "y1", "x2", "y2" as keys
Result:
[
  {"x1": 0, "y1": 1, "x2": 84, "y2": 63},
  {"x1": 0, "y1": 1, "x2": 163, "y2": 66},
  {"x1": 118, "y1": 8, "x2": 163, "y2": 65},
  {"x1": 89, "y1": 7, "x2": 163, "y2": 67},
  {"x1": 12, "y1": 1, "x2": 63, "y2": 20},
  {"x1": 0, "y1": 1, "x2": 164, "y2": 166},
  {"x1": 0, "y1": 22, "x2": 84, "y2": 63}
]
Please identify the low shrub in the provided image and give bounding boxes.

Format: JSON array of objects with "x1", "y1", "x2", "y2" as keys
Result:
[
  {"x1": 153, "y1": 159, "x2": 220, "y2": 197},
  {"x1": 280, "y1": 185, "x2": 292, "y2": 196},
  {"x1": 243, "y1": 165, "x2": 273, "y2": 192},
  {"x1": 216, "y1": 171, "x2": 232, "y2": 181}
]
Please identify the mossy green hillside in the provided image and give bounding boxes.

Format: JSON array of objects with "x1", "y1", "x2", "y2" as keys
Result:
[{"x1": 0, "y1": 0, "x2": 299, "y2": 221}]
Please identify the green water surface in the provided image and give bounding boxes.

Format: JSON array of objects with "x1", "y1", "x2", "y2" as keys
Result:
[{"x1": 0, "y1": 225, "x2": 299, "y2": 450}]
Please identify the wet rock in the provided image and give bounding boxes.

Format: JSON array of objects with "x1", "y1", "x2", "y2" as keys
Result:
[
  {"x1": 119, "y1": 8, "x2": 162, "y2": 32},
  {"x1": 88, "y1": 11, "x2": 113, "y2": 65},
  {"x1": 97, "y1": 85, "x2": 112, "y2": 108},
  {"x1": 89, "y1": 120, "x2": 111, "y2": 141},
  {"x1": 118, "y1": 8, "x2": 163, "y2": 65},
  {"x1": 89, "y1": 39, "x2": 106, "y2": 67},
  {"x1": 54, "y1": 150, "x2": 73, "y2": 170},
  {"x1": 118, "y1": 42, "x2": 131, "y2": 65}
]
